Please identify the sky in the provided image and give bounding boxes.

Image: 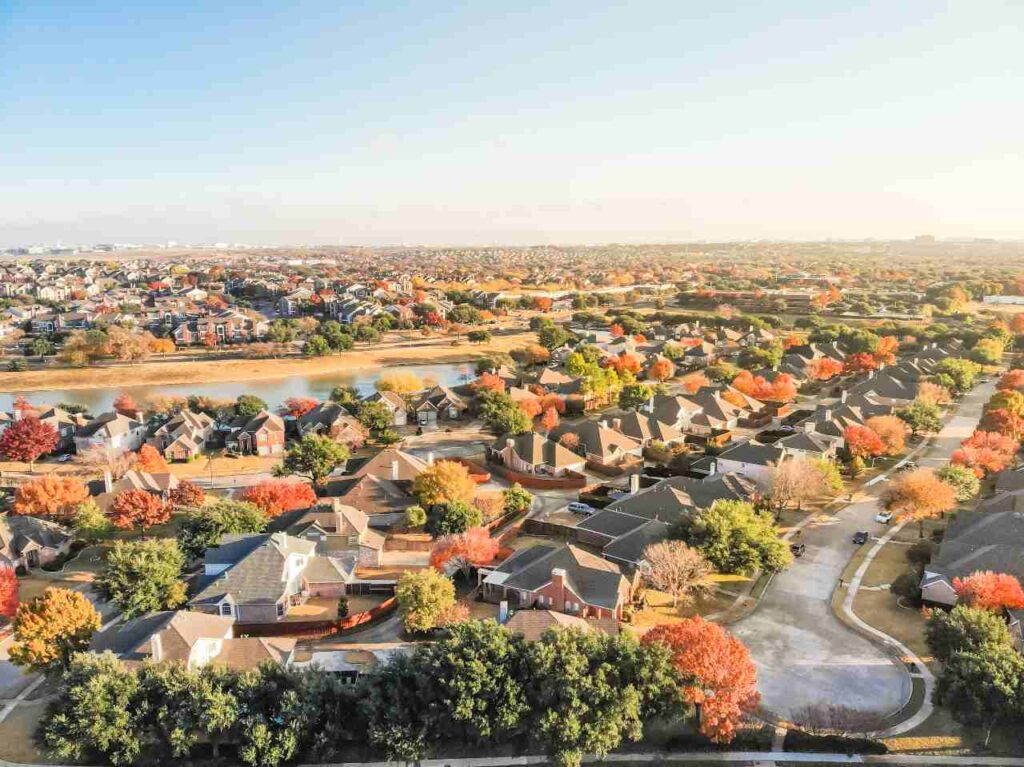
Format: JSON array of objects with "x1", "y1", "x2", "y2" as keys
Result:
[{"x1": 1, "y1": 1, "x2": 1023, "y2": 246}]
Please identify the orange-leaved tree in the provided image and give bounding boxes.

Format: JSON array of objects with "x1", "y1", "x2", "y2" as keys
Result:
[
  {"x1": 168, "y1": 480, "x2": 205, "y2": 509},
  {"x1": 883, "y1": 468, "x2": 957, "y2": 537},
  {"x1": 284, "y1": 397, "x2": 319, "y2": 418},
  {"x1": 864, "y1": 415, "x2": 909, "y2": 456},
  {"x1": 412, "y1": 459, "x2": 477, "y2": 508},
  {"x1": 9, "y1": 587, "x2": 101, "y2": 672},
  {"x1": 997, "y1": 369, "x2": 1024, "y2": 392},
  {"x1": 135, "y1": 443, "x2": 170, "y2": 473},
  {"x1": 873, "y1": 336, "x2": 899, "y2": 364},
  {"x1": 642, "y1": 617, "x2": 760, "y2": 743},
  {"x1": 0, "y1": 566, "x2": 17, "y2": 619},
  {"x1": 109, "y1": 489, "x2": 169, "y2": 534},
  {"x1": 240, "y1": 479, "x2": 317, "y2": 517},
  {"x1": 844, "y1": 353, "x2": 878, "y2": 374},
  {"x1": 429, "y1": 527, "x2": 499, "y2": 577},
  {"x1": 12, "y1": 474, "x2": 89, "y2": 521},
  {"x1": 953, "y1": 571, "x2": 1024, "y2": 612},
  {"x1": 951, "y1": 430, "x2": 1020, "y2": 477},
  {"x1": 806, "y1": 357, "x2": 844, "y2": 381},
  {"x1": 648, "y1": 358, "x2": 676, "y2": 382},
  {"x1": 843, "y1": 424, "x2": 885, "y2": 460}
]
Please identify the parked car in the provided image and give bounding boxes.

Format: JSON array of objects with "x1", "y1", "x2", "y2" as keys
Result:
[
  {"x1": 567, "y1": 501, "x2": 594, "y2": 515},
  {"x1": 897, "y1": 461, "x2": 917, "y2": 472},
  {"x1": 852, "y1": 531, "x2": 870, "y2": 545},
  {"x1": 790, "y1": 543, "x2": 806, "y2": 557},
  {"x1": 57, "y1": 454, "x2": 74, "y2": 463},
  {"x1": 875, "y1": 511, "x2": 894, "y2": 524}
]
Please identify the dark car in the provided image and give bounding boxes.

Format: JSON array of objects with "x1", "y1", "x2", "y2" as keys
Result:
[
  {"x1": 852, "y1": 531, "x2": 870, "y2": 545},
  {"x1": 790, "y1": 543, "x2": 806, "y2": 557}
]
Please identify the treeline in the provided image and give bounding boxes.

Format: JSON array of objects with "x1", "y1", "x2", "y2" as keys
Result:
[{"x1": 42, "y1": 621, "x2": 690, "y2": 767}]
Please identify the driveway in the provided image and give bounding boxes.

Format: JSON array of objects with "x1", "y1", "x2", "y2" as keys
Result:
[{"x1": 733, "y1": 378, "x2": 997, "y2": 726}]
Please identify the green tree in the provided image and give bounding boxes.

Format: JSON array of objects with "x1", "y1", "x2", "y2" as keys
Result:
[
  {"x1": 42, "y1": 652, "x2": 147, "y2": 766},
  {"x1": 926, "y1": 604, "x2": 1012, "y2": 664},
  {"x1": 73, "y1": 499, "x2": 113, "y2": 543},
  {"x1": 737, "y1": 343, "x2": 782, "y2": 370},
  {"x1": 502, "y1": 483, "x2": 534, "y2": 515},
  {"x1": 30, "y1": 336, "x2": 55, "y2": 358},
  {"x1": 357, "y1": 399, "x2": 396, "y2": 436},
  {"x1": 675, "y1": 499, "x2": 793, "y2": 574},
  {"x1": 936, "y1": 464, "x2": 981, "y2": 503},
  {"x1": 140, "y1": 662, "x2": 239, "y2": 758},
  {"x1": 404, "y1": 504, "x2": 428, "y2": 528},
  {"x1": 478, "y1": 391, "x2": 532, "y2": 435},
  {"x1": 426, "y1": 500, "x2": 483, "y2": 537},
  {"x1": 897, "y1": 400, "x2": 942, "y2": 436},
  {"x1": 360, "y1": 652, "x2": 432, "y2": 761},
  {"x1": 618, "y1": 383, "x2": 653, "y2": 411},
  {"x1": 235, "y1": 394, "x2": 268, "y2": 419},
  {"x1": 538, "y1": 324, "x2": 573, "y2": 350},
  {"x1": 277, "y1": 433, "x2": 349, "y2": 485},
  {"x1": 396, "y1": 569, "x2": 457, "y2": 633},
  {"x1": 176, "y1": 499, "x2": 268, "y2": 560},
  {"x1": 328, "y1": 384, "x2": 360, "y2": 409},
  {"x1": 266, "y1": 320, "x2": 297, "y2": 344},
  {"x1": 933, "y1": 358, "x2": 981, "y2": 393},
  {"x1": 935, "y1": 645, "x2": 1024, "y2": 746},
  {"x1": 302, "y1": 334, "x2": 331, "y2": 357},
  {"x1": 234, "y1": 665, "x2": 308, "y2": 767},
  {"x1": 97, "y1": 539, "x2": 187, "y2": 619},
  {"x1": 467, "y1": 329, "x2": 491, "y2": 344},
  {"x1": 354, "y1": 324, "x2": 380, "y2": 343}
]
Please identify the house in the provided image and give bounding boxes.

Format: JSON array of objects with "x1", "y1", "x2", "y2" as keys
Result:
[
  {"x1": 292, "y1": 643, "x2": 413, "y2": 684},
  {"x1": 504, "y1": 609, "x2": 619, "y2": 641},
  {"x1": 712, "y1": 440, "x2": 788, "y2": 486},
  {"x1": 150, "y1": 409, "x2": 215, "y2": 461},
  {"x1": 921, "y1": 510, "x2": 1024, "y2": 606},
  {"x1": 645, "y1": 393, "x2": 703, "y2": 431},
  {"x1": 0, "y1": 513, "x2": 73, "y2": 570},
  {"x1": 348, "y1": 447, "x2": 428, "y2": 482},
  {"x1": 412, "y1": 385, "x2": 467, "y2": 427},
  {"x1": 90, "y1": 610, "x2": 296, "y2": 670},
  {"x1": 362, "y1": 390, "x2": 408, "y2": 427},
  {"x1": 612, "y1": 412, "x2": 685, "y2": 446},
  {"x1": 192, "y1": 532, "x2": 342, "y2": 623},
  {"x1": 775, "y1": 427, "x2": 839, "y2": 460},
  {"x1": 277, "y1": 288, "x2": 314, "y2": 316},
  {"x1": 480, "y1": 543, "x2": 635, "y2": 620},
  {"x1": 488, "y1": 433, "x2": 586, "y2": 477},
  {"x1": 227, "y1": 410, "x2": 286, "y2": 456},
  {"x1": 74, "y1": 411, "x2": 147, "y2": 456},
  {"x1": 290, "y1": 500, "x2": 386, "y2": 568},
  {"x1": 34, "y1": 405, "x2": 87, "y2": 453},
  {"x1": 551, "y1": 420, "x2": 642, "y2": 467},
  {"x1": 113, "y1": 468, "x2": 180, "y2": 499},
  {"x1": 573, "y1": 511, "x2": 671, "y2": 570},
  {"x1": 297, "y1": 402, "x2": 367, "y2": 448}
]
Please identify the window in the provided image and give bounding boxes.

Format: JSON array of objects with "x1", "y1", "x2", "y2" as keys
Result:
[
  {"x1": 276, "y1": 602, "x2": 285, "y2": 618},
  {"x1": 219, "y1": 602, "x2": 233, "y2": 617}
]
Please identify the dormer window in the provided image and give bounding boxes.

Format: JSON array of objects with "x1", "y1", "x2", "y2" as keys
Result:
[{"x1": 219, "y1": 602, "x2": 233, "y2": 617}]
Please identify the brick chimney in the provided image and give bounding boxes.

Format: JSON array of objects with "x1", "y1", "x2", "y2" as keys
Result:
[{"x1": 551, "y1": 568, "x2": 567, "y2": 611}]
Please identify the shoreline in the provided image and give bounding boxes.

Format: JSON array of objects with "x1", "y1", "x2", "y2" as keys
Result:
[{"x1": 0, "y1": 331, "x2": 533, "y2": 393}]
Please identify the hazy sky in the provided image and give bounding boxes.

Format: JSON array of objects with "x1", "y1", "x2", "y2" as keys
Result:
[{"x1": 2, "y1": 1, "x2": 1023, "y2": 246}]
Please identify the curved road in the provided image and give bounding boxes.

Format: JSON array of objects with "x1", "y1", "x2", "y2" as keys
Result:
[{"x1": 733, "y1": 379, "x2": 996, "y2": 726}]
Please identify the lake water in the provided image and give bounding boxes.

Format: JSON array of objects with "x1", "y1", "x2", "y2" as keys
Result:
[{"x1": 0, "y1": 362, "x2": 477, "y2": 413}]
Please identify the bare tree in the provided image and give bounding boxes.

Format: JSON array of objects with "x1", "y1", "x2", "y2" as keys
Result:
[
  {"x1": 768, "y1": 456, "x2": 839, "y2": 514},
  {"x1": 641, "y1": 540, "x2": 711, "y2": 608}
]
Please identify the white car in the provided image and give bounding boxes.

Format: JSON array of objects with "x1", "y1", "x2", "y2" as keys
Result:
[
  {"x1": 874, "y1": 511, "x2": 894, "y2": 524},
  {"x1": 567, "y1": 501, "x2": 594, "y2": 515}
]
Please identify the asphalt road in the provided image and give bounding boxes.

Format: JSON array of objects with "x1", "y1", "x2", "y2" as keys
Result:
[{"x1": 732, "y1": 379, "x2": 997, "y2": 726}]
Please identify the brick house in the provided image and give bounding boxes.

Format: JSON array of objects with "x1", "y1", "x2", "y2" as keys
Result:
[{"x1": 228, "y1": 410, "x2": 286, "y2": 456}]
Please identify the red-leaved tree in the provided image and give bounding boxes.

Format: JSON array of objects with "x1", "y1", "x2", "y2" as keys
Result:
[
  {"x1": 843, "y1": 424, "x2": 885, "y2": 460},
  {"x1": 284, "y1": 397, "x2": 319, "y2": 418},
  {"x1": 430, "y1": 527, "x2": 499, "y2": 577},
  {"x1": 168, "y1": 480, "x2": 205, "y2": 509},
  {"x1": 844, "y1": 353, "x2": 879, "y2": 374},
  {"x1": 239, "y1": 479, "x2": 317, "y2": 517},
  {"x1": 113, "y1": 392, "x2": 139, "y2": 417},
  {"x1": 953, "y1": 571, "x2": 1024, "y2": 611},
  {"x1": 642, "y1": 617, "x2": 760, "y2": 743},
  {"x1": 540, "y1": 406, "x2": 560, "y2": 434},
  {"x1": 980, "y1": 408, "x2": 1024, "y2": 441},
  {"x1": 997, "y1": 369, "x2": 1024, "y2": 392},
  {"x1": 0, "y1": 417, "x2": 59, "y2": 471},
  {"x1": 806, "y1": 358, "x2": 844, "y2": 381},
  {"x1": 951, "y1": 430, "x2": 1020, "y2": 477},
  {"x1": 0, "y1": 566, "x2": 18, "y2": 619},
  {"x1": 109, "y1": 489, "x2": 169, "y2": 534}
]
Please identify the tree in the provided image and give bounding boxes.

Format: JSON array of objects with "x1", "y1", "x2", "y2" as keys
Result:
[
  {"x1": 467, "y1": 329, "x2": 491, "y2": 344},
  {"x1": 865, "y1": 415, "x2": 909, "y2": 456},
  {"x1": 767, "y1": 456, "x2": 841, "y2": 512},
  {"x1": 235, "y1": 394, "x2": 268, "y2": 419},
  {"x1": 277, "y1": 433, "x2": 349, "y2": 485},
  {"x1": 917, "y1": 381, "x2": 952, "y2": 406},
  {"x1": 113, "y1": 392, "x2": 138, "y2": 415},
  {"x1": 302, "y1": 335, "x2": 331, "y2": 357},
  {"x1": 540, "y1": 405, "x2": 560, "y2": 433},
  {"x1": 430, "y1": 527, "x2": 499, "y2": 577},
  {"x1": 538, "y1": 324, "x2": 572, "y2": 350},
  {"x1": 525, "y1": 629, "x2": 683, "y2": 767},
  {"x1": 404, "y1": 504, "x2": 427, "y2": 528},
  {"x1": 643, "y1": 618, "x2": 759, "y2": 743},
  {"x1": 284, "y1": 397, "x2": 318, "y2": 418},
  {"x1": 240, "y1": 479, "x2": 317, "y2": 517},
  {"x1": 376, "y1": 370, "x2": 424, "y2": 394},
  {"x1": 641, "y1": 541, "x2": 710, "y2": 607},
  {"x1": 934, "y1": 645, "x2": 1024, "y2": 746},
  {"x1": 647, "y1": 357, "x2": 675, "y2": 382},
  {"x1": 97, "y1": 539, "x2": 187, "y2": 619},
  {"x1": 806, "y1": 357, "x2": 845, "y2": 381},
  {"x1": 502, "y1": 483, "x2": 533, "y2": 515},
  {"x1": 0, "y1": 565, "x2": 17, "y2": 619},
  {"x1": 971, "y1": 337, "x2": 1005, "y2": 365},
  {"x1": 980, "y1": 408, "x2": 1024, "y2": 441},
  {"x1": 10, "y1": 587, "x2": 101, "y2": 672},
  {"x1": 997, "y1": 369, "x2": 1024, "y2": 392},
  {"x1": 936, "y1": 464, "x2": 981, "y2": 503},
  {"x1": 926, "y1": 604, "x2": 1012, "y2": 664},
  {"x1": 898, "y1": 400, "x2": 942, "y2": 436},
  {"x1": 953, "y1": 571, "x2": 1024, "y2": 612},
  {"x1": 357, "y1": 399, "x2": 396, "y2": 436},
  {"x1": 12, "y1": 474, "x2": 89, "y2": 521},
  {"x1": 843, "y1": 424, "x2": 885, "y2": 460},
  {"x1": 933, "y1": 358, "x2": 981, "y2": 393},
  {"x1": 396, "y1": 569, "x2": 458, "y2": 633},
  {"x1": 328, "y1": 384, "x2": 360, "y2": 408},
  {"x1": 176, "y1": 500, "x2": 268, "y2": 560},
  {"x1": 471, "y1": 372, "x2": 506, "y2": 395},
  {"x1": 843, "y1": 352, "x2": 879, "y2": 374},
  {"x1": 0, "y1": 416, "x2": 58, "y2": 470},
  {"x1": 478, "y1": 391, "x2": 533, "y2": 435},
  {"x1": 30, "y1": 336, "x2": 55, "y2": 358},
  {"x1": 987, "y1": 389, "x2": 1024, "y2": 418},
  {"x1": 675, "y1": 500, "x2": 792, "y2": 574},
  {"x1": 951, "y1": 430, "x2": 1020, "y2": 477},
  {"x1": 883, "y1": 468, "x2": 957, "y2": 537},
  {"x1": 42, "y1": 652, "x2": 147, "y2": 766},
  {"x1": 414, "y1": 620, "x2": 529, "y2": 743},
  {"x1": 426, "y1": 500, "x2": 483, "y2": 537},
  {"x1": 168, "y1": 479, "x2": 206, "y2": 509},
  {"x1": 73, "y1": 499, "x2": 112, "y2": 543},
  {"x1": 618, "y1": 383, "x2": 653, "y2": 411},
  {"x1": 413, "y1": 460, "x2": 476, "y2": 507},
  {"x1": 109, "y1": 489, "x2": 169, "y2": 534},
  {"x1": 135, "y1": 443, "x2": 169, "y2": 473}
]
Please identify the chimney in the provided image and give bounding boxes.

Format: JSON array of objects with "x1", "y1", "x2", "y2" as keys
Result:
[
  {"x1": 840, "y1": 390, "x2": 848, "y2": 403},
  {"x1": 867, "y1": 370, "x2": 876, "y2": 380},
  {"x1": 551, "y1": 568, "x2": 567, "y2": 610},
  {"x1": 803, "y1": 421, "x2": 814, "y2": 433},
  {"x1": 629, "y1": 473, "x2": 641, "y2": 494},
  {"x1": 427, "y1": 451, "x2": 435, "y2": 465},
  {"x1": 103, "y1": 469, "x2": 113, "y2": 494},
  {"x1": 150, "y1": 632, "x2": 163, "y2": 662},
  {"x1": 601, "y1": 419, "x2": 610, "y2": 429},
  {"x1": 612, "y1": 418, "x2": 622, "y2": 431},
  {"x1": 391, "y1": 460, "x2": 399, "y2": 481},
  {"x1": 823, "y1": 409, "x2": 833, "y2": 421}
]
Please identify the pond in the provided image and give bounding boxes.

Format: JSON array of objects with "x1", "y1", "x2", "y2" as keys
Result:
[{"x1": 0, "y1": 361, "x2": 477, "y2": 414}]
